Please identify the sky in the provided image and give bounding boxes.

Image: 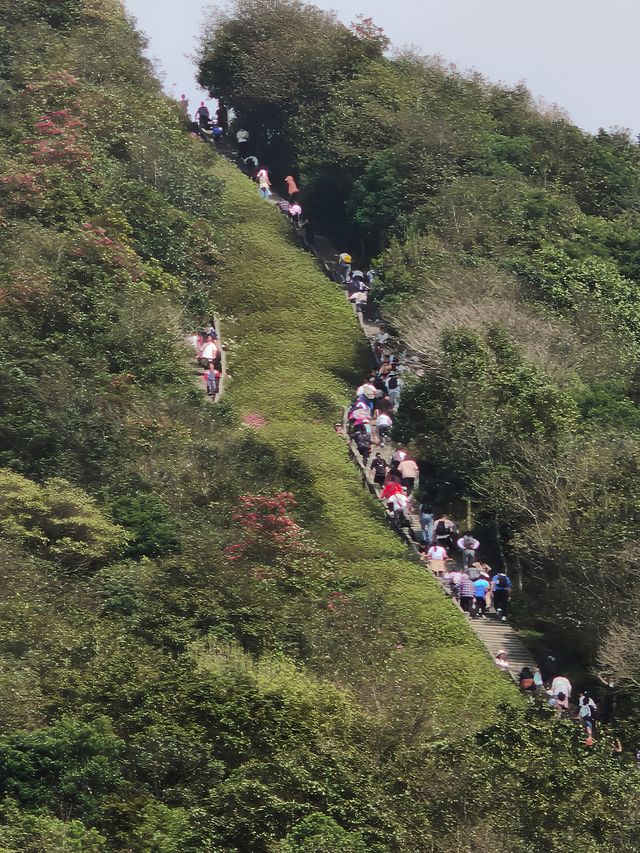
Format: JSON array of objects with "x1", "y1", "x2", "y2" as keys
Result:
[{"x1": 124, "y1": 0, "x2": 640, "y2": 136}]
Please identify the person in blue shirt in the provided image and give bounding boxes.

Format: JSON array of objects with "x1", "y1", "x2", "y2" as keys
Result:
[
  {"x1": 491, "y1": 571, "x2": 512, "y2": 621},
  {"x1": 473, "y1": 576, "x2": 490, "y2": 617}
]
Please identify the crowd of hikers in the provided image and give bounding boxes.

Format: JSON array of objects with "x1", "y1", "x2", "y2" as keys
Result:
[
  {"x1": 338, "y1": 262, "x2": 608, "y2": 745},
  {"x1": 183, "y1": 98, "x2": 625, "y2": 750}
]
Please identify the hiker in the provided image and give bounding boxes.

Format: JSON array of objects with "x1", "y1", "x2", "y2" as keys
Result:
[
  {"x1": 380, "y1": 477, "x2": 403, "y2": 501},
  {"x1": 204, "y1": 362, "x2": 220, "y2": 397},
  {"x1": 215, "y1": 99, "x2": 228, "y2": 134},
  {"x1": 397, "y1": 456, "x2": 419, "y2": 493},
  {"x1": 257, "y1": 167, "x2": 271, "y2": 199},
  {"x1": 386, "y1": 372, "x2": 401, "y2": 410},
  {"x1": 390, "y1": 447, "x2": 407, "y2": 474},
  {"x1": 578, "y1": 696, "x2": 595, "y2": 739},
  {"x1": 433, "y1": 514, "x2": 456, "y2": 552},
  {"x1": 458, "y1": 573, "x2": 476, "y2": 616},
  {"x1": 457, "y1": 533, "x2": 480, "y2": 570},
  {"x1": 549, "y1": 691, "x2": 569, "y2": 716},
  {"x1": 388, "y1": 488, "x2": 410, "y2": 527},
  {"x1": 518, "y1": 667, "x2": 536, "y2": 692},
  {"x1": 533, "y1": 668, "x2": 544, "y2": 690},
  {"x1": 579, "y1": 693, "x2": 598, "y2": 733},
  {"x1": 370, "y1": 452, "x2": 388, "y2": 487},
  {"x1": 200, "y1": 335, "x2": 218, "y2": 368},
  {"x1": 491, "y1": 570, "x2": 512, "y2": 621},
  {"x1": 473, "y1": 573, "x2": 491, "y2": 617},
  {"x1": 350, "y1": 288, "x2": 368, "y2": 315},
  {"x1": 334, "y1": 422, "x2": 344, "y2": 435},
  {"x1": 425, "y1": 542, "x2": 449, "y2": 576},
  {"x1": 354, "y1": 430, "x2": 372, "y2": 466},
  {"x1": 204, "y1": 320, "x2": 218, "y2": 340},
  {"x1": 447, "y1": 568, "x2": 464, "y2": 601},
  {"x1": 375, "y1": 411, "x2": 393, "y2": 447},
  {"x1": 211, "y1": 124, "x2": 223, "y2": 145},
  {"x1": 540, "y1": 651, "x2": 558, "y2": 688},
  {"x1": 284, "y1": 174, "x2": 299, "y2": 200},
  {"x1": 179, "y1": 94, "x2": 189, "y2": 114},
  {"x1": 495, "y1": 650, "x2": 510, "y2": 671},
  {"x1": 243, "y1": 155, "x2": 259, "y2": 178},
  {"x1": 337, "y1": 252, "x2": 352, "y2": 284},
  {"x1": 356, "y1": 380, "x2": 378, "y2": 413},
  {"x1": 550, "y1": 674, "x2": 572, "y2": 700},
  {"x1": 418, "y1": 496, "x2": 434, "y2": 544},
  {"x1": 288, "y1": 202, "x2": 302, "y2": 227},
  {"x1": 196, "y1": 101, "x2": 210, "y2": 128},
  {"x1": 236, "y1": 128, "x2": 249, "y2": 155}
]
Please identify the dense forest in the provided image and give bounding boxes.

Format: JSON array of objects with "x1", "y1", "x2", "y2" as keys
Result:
[
  {"x1": 199, "y1": 0, "x2": 640, "y2": 687},
  {"x1": 0, "y1": 0, "x2": 638, "y2": 849}
]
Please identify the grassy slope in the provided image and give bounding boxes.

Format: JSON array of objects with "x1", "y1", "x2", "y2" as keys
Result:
[{"x1": 213, "y1": 156, "x2": 516, "y2": 723}]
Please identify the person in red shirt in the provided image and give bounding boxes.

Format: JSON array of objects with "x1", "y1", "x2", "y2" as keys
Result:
[{"x1": 380, "y1": 478, "x2": 403, "y2": 501}]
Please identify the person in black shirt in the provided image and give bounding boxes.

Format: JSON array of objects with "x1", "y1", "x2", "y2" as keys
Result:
[{"x1": 370, "y1": 452, "x2": 388, "y2": 487}]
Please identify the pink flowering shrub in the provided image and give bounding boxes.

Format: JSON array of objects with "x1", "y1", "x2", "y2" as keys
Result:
[{"x1": 26, "y1": 109, "x2": 91, "y2": 169}]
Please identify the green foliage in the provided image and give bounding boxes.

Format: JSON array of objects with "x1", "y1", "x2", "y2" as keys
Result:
[
  {"x1": 276, "y1": 813, "x2": 369, "y2": 852},
  {"x1": 0, "y1": 469, "x2": 128, "y2": 570},
  {"x1": 109, "y1": 493, "x2": 179, "y2": 559}
]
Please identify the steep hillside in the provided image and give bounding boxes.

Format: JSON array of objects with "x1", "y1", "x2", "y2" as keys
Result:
[
  {"x1": 0, "y1": 0, "x2": 638, "y2": 850},
  {"x1": 199, "y1": 0, "x2": 640, "y2": 688}
]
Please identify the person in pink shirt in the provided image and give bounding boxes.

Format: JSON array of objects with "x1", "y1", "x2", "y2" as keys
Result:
[
  {"x1": 288, "y1": 202, "x2": 302, "y2": 226},
  {"x1": 397, "y1": 457, "x2": 419, "y2": 493}
]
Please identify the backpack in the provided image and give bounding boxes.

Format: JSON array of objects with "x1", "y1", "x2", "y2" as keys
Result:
[
  {"x1": 496, "y1": 574, "x2": 509, "y2": 589},
  {"x1": 435, "y1": 520, "x2": 447, "y2": 536},
  {"x1": 463, "y1": 535, "x2": 475, "y2": 549}
]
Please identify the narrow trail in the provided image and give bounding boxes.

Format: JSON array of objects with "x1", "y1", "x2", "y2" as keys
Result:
[{"x1": 213, "y1": 143, "x2": 537, "y2": 680}]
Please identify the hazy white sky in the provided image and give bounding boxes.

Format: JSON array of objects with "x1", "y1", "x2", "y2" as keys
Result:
[{"x1": 125, "y1": 0, "x2": 640, "y2": 135}]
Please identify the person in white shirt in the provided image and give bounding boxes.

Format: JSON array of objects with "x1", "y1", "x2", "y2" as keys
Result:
[
  {"x1": 456, "y1": 534, "x2": 480, "y2": 569},
  {"x1": 236, "y1": 128, "x2": 249, "y2": 151},
  {"x1": 375, "y1": 412, "x2": 393, "y2": 446},
  {"x1": 550, "y1": 675, "x2": 572, "y2": 699},
  {"x1": 424, "y1": 543, "x2": 449, "y2": 577},
  {"x1": 390, "y1": 448, "x2": 407, "y2": 474},
  {"x1": 351, "y1": 289, "x2": 367, "y2": 314},
  {"x1": 388, "y1": 490, "x2": 411, "y2": 528},
  {"x1": 200, "y1": 336, "x2": 219, "y2": 367}
]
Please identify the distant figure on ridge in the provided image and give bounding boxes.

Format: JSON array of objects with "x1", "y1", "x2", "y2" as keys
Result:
[{"x1": 196, "y1": 101, "x2": 210, "y2": 128}]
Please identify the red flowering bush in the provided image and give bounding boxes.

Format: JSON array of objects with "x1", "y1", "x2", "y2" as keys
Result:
[{"x1": 225, "y1": 492, "x2": 327, "y2": 572}]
